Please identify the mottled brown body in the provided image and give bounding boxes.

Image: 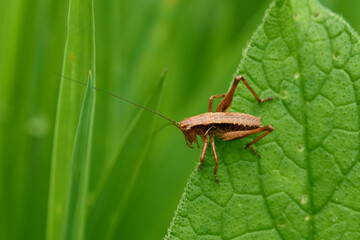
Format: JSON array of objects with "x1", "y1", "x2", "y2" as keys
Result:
[
  {"x1": 180, "y1": 112, "x2": 262, "y2": 131},
  {"x1": 177, "y1": 76, "x2": 276, "y2": 184}
]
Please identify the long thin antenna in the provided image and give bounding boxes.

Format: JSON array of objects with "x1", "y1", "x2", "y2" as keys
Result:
[{"x1": 55, "y1": 72, "x2": 179, "y2": 125}]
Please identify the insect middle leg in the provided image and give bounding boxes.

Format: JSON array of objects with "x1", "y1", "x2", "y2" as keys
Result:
[
  {"x1": 198, "y1": 137, "x2": 209, "y2": 171},
  {"x1": 219, "y1": 125, "x2": 274, "y2": 157},
  {"x1": 209, "y1": 135, "x2": 220, "y2": 184},
  {"x1": 198, "y1": 136, "x2": 220, "y2": 184}
]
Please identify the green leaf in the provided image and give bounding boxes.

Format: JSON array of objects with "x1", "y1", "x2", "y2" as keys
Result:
[
  {"x1": 46, "y1": 0, "x2": 96, "y2": 239},
  {"x1": 63, "y1": 71, "x2": 95, "y2": 240},
  {"x1": 166, "y1": 0, "x2": 360, "y2": 239}
]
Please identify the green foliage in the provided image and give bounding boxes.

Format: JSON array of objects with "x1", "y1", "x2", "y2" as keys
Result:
[
  {"x1": 1, "y1": 0, "x2": 359, "y2": 239},
  {"x1": 63, "y1": 71, "x2": 95, "y2": 240},
  {"x1": 166, "y1": 0, "x2": 360, "y2": 239},
  {"x1": 46, "y1": 0, "x2": 96, "y2": 239},
  {"x1": 86, "y1": 70, "x2": 167, "y2": 240}
]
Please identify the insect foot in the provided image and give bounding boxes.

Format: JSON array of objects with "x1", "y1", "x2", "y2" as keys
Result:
[
  {"x1": 215, "y1": 177, "x2": 220, "y2": 185},
  {"x1": 198, "y1": 164, "x2": 203, "y2": 171},
  {"x1": 258, "y1": 96, "x2": 279, "y2": 104},
  {"x1": 245, "y1": 144, "x2": 261, "y2": 158}
]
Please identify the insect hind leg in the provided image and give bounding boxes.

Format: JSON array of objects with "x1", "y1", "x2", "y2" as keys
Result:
[
  {"x1": 245, "y1": 125, "x2": 274, "y2": 157},
  {"x1": 219, "y1": 125, "x2": 274, "y2": 157},
  {"x1": 237, "y1": 75, "x2": 278, "y2": 104},
  {"x1": 208, "y1": 94, "x2": 225, "y2": 112},
  {"x1": 215, "y1": 77, "x2": 241, "y2": 112}
]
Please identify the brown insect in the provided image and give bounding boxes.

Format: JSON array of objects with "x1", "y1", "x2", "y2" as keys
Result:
[
  {"x1": 177, "y1": 76, "x2": 275, "y2": 184},
  {"x1": 61, "y1": 74, "x2": 275, "y2": 184}
]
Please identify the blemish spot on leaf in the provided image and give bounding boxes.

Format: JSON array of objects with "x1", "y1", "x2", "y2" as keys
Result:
[
  {"x1": 294, "y1": 72, "x2": 300, "y2": 79},
  {"x1": 70, "y1": 52, "x2": 75, "y2": 64},
  {"x1": 312, "y1": 11, "x2": 320, "y2": 19},
  {"x1": 281, "y1": 89, "x2": 288, "y2": 100},
  {"x1": 332, "y1": 50, "x2": 340, "y2": 59},
  {"x1": 297, "y1": 144, "x2": 304, "y2": 152},
  {"x1": 277, "y1": 216, "x2": 287, "y2": 227},
  {"x1": 305, "y1": 216, "x2": 310, "y2": 221},
  {"x1": 301, "y1": 194, "x2": 308, "y2": 204}
]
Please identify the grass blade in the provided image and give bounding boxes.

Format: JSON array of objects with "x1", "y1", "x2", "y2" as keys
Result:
[
  {"x1": 63, "y1": 71, "x2": 96, "y2": 240},
  {"x1": 46, "y1": 0, "x2": 96, "y2": 239},
  {"x1": 87, "y1": 70, "x2": 167, "y2": 239}
]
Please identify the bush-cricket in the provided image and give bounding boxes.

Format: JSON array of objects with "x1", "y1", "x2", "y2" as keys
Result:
[{"x1": 59, "y1": 73, "x2": 276, "y2": 184}]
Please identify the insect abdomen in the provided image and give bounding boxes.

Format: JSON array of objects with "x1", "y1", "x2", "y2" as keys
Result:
[{"x1": 180, "y1": 112, "x2": 262, "y2": 130}]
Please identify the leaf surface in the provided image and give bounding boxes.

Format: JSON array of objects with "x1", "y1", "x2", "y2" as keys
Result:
[{"x1": 166, "y1": 0, "x2": 360, "y2": 239}]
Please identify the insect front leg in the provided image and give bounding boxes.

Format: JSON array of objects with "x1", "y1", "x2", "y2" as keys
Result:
[
  {"x1": 198, "y1": 137, "x2": 209, "y2": 171},
  {"x1": 209, "y1": 135, "x2": 220, "y2": 185},
  {"x1": 236, "y1": 75, "x2": 277, "y2": 104},
  {"x1": 219, "y1": 125, "x2": 274, "y2": 157}
]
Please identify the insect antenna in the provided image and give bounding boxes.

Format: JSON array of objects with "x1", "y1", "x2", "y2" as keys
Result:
[{"x1": 55, "y1": 72, "x2": 179, "y2": 125}]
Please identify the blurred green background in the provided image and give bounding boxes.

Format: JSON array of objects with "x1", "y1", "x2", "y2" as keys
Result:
[{"x1": 0, "y1": 0, "x2": 358, "y2": 239}]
